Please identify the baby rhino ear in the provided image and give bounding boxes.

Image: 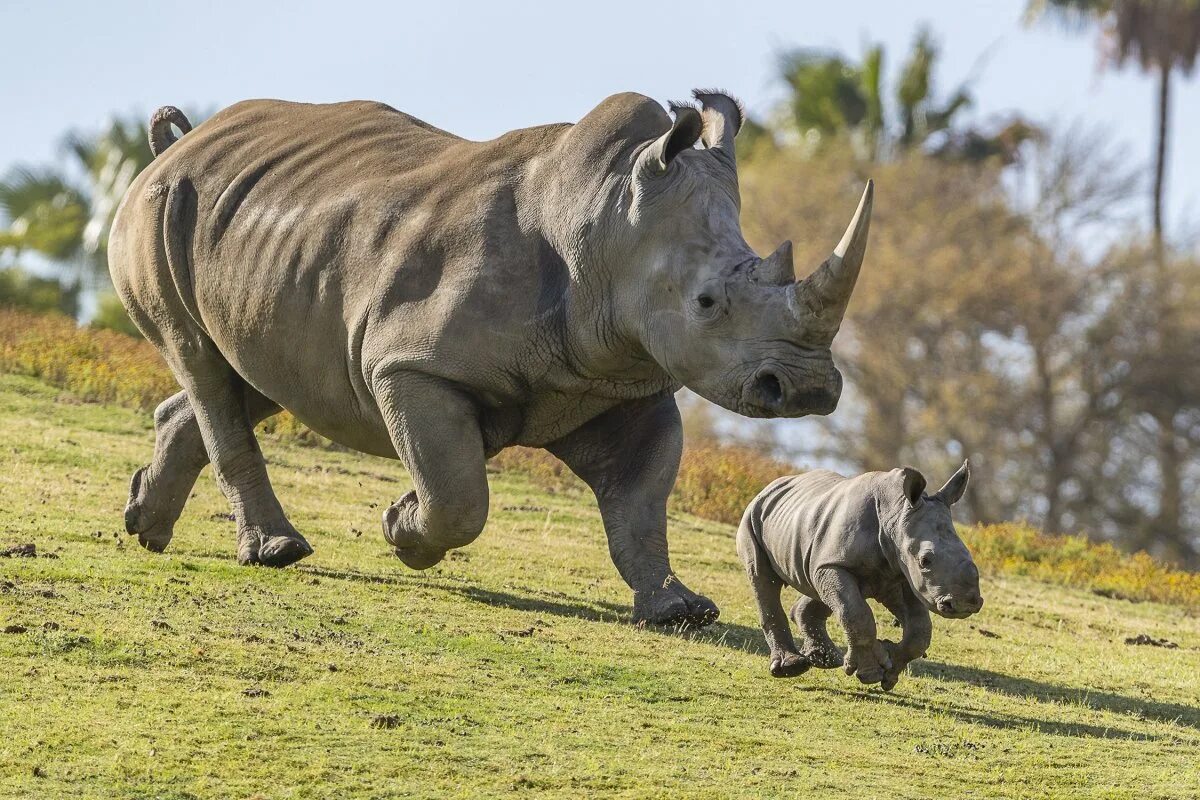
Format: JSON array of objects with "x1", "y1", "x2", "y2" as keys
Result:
[
  {"x1": 897, "y1": 467, "x2": 926, "y2": 508},
  {"x1": 935, "y1": 460, "x2": 971, "y2": 505}
]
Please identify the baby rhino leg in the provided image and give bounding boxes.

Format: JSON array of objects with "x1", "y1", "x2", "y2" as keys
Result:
[
  {"x1": 736, "y1": 519, "x2": 809, "y2": 678},
  {"x1": 790, "y1": 595, "x2": 845, "y2": 669}
]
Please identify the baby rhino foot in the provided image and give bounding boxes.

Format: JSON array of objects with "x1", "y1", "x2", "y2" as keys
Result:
[
  {"x1": 770, "y1": 651, "x2": 811, "y2": 678},
  {"x1": 800, "y1": 641, "x2": 845, "y2": 670},
  {"x1": 844, "y1": 640, "x2": 892, "y2": 686},
  {"x1": 879, "y1": 640, "x2": 922, "y2": 692}
]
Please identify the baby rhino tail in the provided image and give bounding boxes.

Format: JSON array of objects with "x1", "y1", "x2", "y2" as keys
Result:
[{"x1": 148, "y1": 106, "x2": 192, "y2": 157}]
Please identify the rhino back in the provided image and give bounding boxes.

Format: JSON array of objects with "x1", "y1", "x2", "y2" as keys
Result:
[
  {"x1": 120, "y1": 99, "x2": 595, "y2": 452},
  {"x1": 752, "y1": 470, "x2": 888, "y2": 594}
]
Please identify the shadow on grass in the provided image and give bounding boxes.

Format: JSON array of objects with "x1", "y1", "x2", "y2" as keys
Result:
[
  {"x1": 292, "y1": 565, "x2": 1194, "y2": 739},
  {"x1": 436, "y1": 581, "x2": 772, "y2": 654},
  {"x1": 910, "y1": 659, "x2": 1200, "y2": 732},
  {"x1": 835, "y1": 687, "x2": 1166, "y2": 741}
]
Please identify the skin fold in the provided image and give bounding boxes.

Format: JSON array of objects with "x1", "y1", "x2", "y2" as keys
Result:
[
  {"x1": 737, "y1": 462, "x2": 981, "y2": 688},
  {"x1": 109, "y1": 90, "x2": 874, "y2": 626}
]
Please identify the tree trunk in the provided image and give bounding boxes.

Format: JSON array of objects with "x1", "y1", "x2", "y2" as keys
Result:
[
  {"x1": 1148, "y1": 62, "x2": 1187, "y2": 565},
  {"x1": 1152, "y1": 61, "x2": 1170, "y2": 260}
]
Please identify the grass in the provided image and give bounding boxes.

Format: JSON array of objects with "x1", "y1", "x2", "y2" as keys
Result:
[
  {"x1": 4, "y1": 305, "x2": 1199, "y2": 613},
  {"x1": 0, "y1": 373, "x2": 1199, "y2": 799}
]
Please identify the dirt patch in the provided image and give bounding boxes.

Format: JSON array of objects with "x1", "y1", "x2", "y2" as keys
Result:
[
  {"x1": 242, "y1": 686, "x2": 270, "y2": 698},
  {"x1": 0, "y1": 543, "x2": 36, "y2": 558},
  {"x1": 3, "y1": 624, "x2": 28, "y2": 634},
  {"x1": 371, "y1": 714, "x2": 402, "y2": 729},
  {"x1": 1124, "y1": 634, "x2": 1178, "y2": 649}
]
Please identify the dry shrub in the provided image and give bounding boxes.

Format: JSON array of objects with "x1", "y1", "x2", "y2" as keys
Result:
[
  {"x1": 964, "y1": 523, "x2": 1200, "y2": 611},
  {"x1": 488, "y1": 447, "x2": 583, "y2": 494},
  {"x1": 0, "y1": 307, "x2": 327, "y2": 446},
  {"x1": 0, "y1": 307, "x2": 175, "y2": 410},
  {"x1": 672, "y1": 444, "x2": 792, "y2": 525}
]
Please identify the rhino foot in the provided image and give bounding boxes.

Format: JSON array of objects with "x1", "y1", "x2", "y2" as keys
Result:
[
  {"x1": 392, "y1": 544, "x2": 447, "y2": 570},
  {"x1": 632, "y1": 579, "x2": 719, "y2": 628},
  {"x1": 124, "y1": 466, "x2": 177, "y2": 553},
  {"x1": 382, "y1": 495, "x2": 448, "y2": 570},
  {"x1": 879, "y1": 640, "x2": 914, "y2": 692},
  {"x1": 800, "y1": 642, "x2": 845, "y2": 670},
  {"x1": 770, "y1": 651, "x2": 811, "y2": 678},
  {"x1": 237, "y1": 524, "x2": 313, "y2": 568}
]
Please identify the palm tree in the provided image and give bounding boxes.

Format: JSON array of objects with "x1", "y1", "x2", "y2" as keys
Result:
[
  {"x1": 0, "y1": 115, "x2": 154, "y2": 284},
  {"x1": 1026, "y1": 0, "x2": 1200, "y2": 252},
  {"x1": 775, "y1": 28, "x2": 1034, "y2": 164}
]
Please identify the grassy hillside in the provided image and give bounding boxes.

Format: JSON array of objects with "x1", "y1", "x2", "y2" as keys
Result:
[{"x1": 0, "y1": 374, "x2": 1198, "y2": 799}]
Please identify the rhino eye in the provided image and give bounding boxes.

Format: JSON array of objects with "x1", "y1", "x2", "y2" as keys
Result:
[
  {"x1": 918, "y1": 552, "x2": 934, "y2": 570},
  {"x1": 697, "y1": 294, "x2": 715, "y2": 309}
]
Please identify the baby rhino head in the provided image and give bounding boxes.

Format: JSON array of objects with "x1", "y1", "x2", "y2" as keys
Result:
[{"x1": 888, "y1": 462, "x2": 982, "y2": 619}]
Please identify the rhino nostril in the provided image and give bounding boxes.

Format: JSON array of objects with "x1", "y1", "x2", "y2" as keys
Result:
[{"x1": 756, "y1": 372, "x2": 784, "y2": 407}]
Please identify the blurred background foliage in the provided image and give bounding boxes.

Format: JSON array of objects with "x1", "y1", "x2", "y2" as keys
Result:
[{"x1": 1, "y1": 4, "x2": 1198, "y2": 565}]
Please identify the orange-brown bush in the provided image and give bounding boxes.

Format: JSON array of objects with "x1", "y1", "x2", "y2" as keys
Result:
[
  {"x1": 2, "y1": 307, "x2": 1197, "y2": 610},
  {"x1": 0, "y1": 307, "x2": 325, "y2": 444},
  {"x1": 0, "y1": 306, "x2": 175, "y2": 410},
  {"x1": 672, "y1": 444, "x2": 793, "y2": 525},
  {"x1": 964, "y1": 523, "x2": 1200, "y2": 611}
]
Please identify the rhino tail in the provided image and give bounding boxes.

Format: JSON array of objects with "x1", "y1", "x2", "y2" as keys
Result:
[{"x1": 148, "y1": 106, "x2": 193, "y2": 157}]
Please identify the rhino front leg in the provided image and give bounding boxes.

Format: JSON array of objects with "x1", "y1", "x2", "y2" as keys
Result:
[
  {"x1": 789, "y1": 595, "x2": 845, "y2": 669},
  {"x1": 374, "y1": 371, "x2": 489, "y2": 570},
  {"x1": 736, "y1": 519, "x2": 808, "y2": 677},
  {"x1": 813, "y1": 566, "x2": 891, "y2": 685},
  {"x1": 877, "y1": 583, "x2": 933, "y2": 691},
  {"x1": 125, "y1": 389, "x2": 281, "y2": 553},
  {"x1": 547, "y1": 394, "x2": 718, "y2": 627}
]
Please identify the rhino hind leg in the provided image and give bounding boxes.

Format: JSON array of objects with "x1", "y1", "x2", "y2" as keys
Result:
[
  {"x1": 125, "y1": 389, "x2": 283, "y2": 554},
  {"x1": 790, "y1": 595, "x2": 844, "y2": 669},
  {"x1": 152, "y1": 341, "x2": 309, "y2": 567}
]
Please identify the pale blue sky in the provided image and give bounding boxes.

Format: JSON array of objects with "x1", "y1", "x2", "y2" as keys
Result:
[{"x1": 2, "y1": 0, "x2": 1198, "y2": 237}]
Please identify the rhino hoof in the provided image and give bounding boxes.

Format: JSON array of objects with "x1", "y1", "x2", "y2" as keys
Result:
[
  {"x1": 633, "y1": 585, "x2": 720, "y2": 628},
  {"x1": 392, "y1": 545, "x2": 446, "y2": 570},
  {"x1": 258, "y1": 535, "x2": 314, "y2": 568},
  {"x1": 237, "y1": 526, "x2": 313, "y2": 568},
  {"x1": 770, "y1": 652, "x2": 811, "y2": 678},
  {"x1": 801, "y1": 644, "x2": 845, "y2": 670},
  {"x1": 124, "y1": 466, "x2": 174, "y2": 553}
]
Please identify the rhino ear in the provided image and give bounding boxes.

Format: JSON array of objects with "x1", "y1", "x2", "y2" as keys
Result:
[
  {"x1": 934, "y1": 460, "x2": 970, "y2": 505},
  {"x1": 897, "y1": 467, "x2": 927, "y2": 509},
  {"x1": 639, "y1": 104, "x2": 702, "y2": 174}
]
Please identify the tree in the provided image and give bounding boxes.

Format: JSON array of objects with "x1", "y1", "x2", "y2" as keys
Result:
[
  {"x1": 0, "y1": 114, "x2": 164, "y2": 330},
  {"x1": 1027, "y1": 0, "x2": 1200, "y2": 559},
  {"x1": 773, "y1": 28, "x2": 1036, "y2": 164}
]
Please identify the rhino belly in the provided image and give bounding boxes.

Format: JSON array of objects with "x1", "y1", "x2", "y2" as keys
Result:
[{"x1": 191, "y1": 263, "x2": 397, "y2": 458}]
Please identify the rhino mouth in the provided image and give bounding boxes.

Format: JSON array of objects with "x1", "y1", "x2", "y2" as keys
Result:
[{"x1": 933, "y1": 594, "x2": 983, "y2": 619}]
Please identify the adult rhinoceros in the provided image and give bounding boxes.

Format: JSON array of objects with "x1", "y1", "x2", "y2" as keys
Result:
[{"x1": 109, "y1": 90, "x2": 872, "y2": 626}]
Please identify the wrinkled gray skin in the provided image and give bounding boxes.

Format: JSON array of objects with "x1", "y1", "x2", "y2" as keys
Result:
[
  {"x1": 109, "y1": 91, "x2": 874, "y2": 626},
  {"x1": 737, "y1": 462, "x2": 980, "y2": 688}
]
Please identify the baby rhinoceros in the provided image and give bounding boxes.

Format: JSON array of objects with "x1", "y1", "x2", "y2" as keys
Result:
[{"x1": 736, "y1": 462, "x2": 980, "y2": 690}]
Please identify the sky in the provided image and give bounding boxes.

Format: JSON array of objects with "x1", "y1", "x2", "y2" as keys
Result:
[{"x1": 2, "y1": 0, "x2": 1199, "y2": 237}]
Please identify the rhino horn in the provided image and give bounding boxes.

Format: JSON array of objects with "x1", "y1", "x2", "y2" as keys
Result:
[
  {"x1": 753, "y1": 240, "x2": 795, "y2": 286},
  {"x1": 793, "y1": 180, "x2": 874, "y2": 338}
]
